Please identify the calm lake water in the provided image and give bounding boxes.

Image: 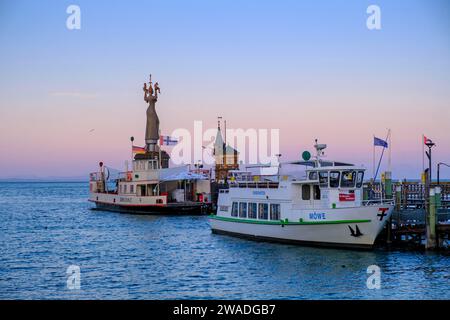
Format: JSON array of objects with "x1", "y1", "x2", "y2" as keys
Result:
[{"x1": 0, "y1": 182, "x2": 449, "y2": 300}]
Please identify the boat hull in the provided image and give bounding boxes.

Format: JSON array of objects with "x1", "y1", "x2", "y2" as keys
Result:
[
  {"x1": 209, "y1": 205, "x2": 394, "y2": 249},
  {"x1": 89, "y1": 192, "x2": 211, "y2": 215},
  {"x1": 211, "y1": 228, "x2": 373, "y2": 249},
  {"x1": 91, "y1": 201, "x2": 211, "y2": 215}
]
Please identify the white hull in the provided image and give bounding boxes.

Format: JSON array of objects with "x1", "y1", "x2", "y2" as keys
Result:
[{"x1": 210, "y1": 205, "x2": 393, "y2": 249}]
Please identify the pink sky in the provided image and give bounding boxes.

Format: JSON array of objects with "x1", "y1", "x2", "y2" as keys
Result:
[
  {"x1": 1, "y1": 1, "x2": 449, "y2": 179},
  {"x1": 1, "y1": 79, "x2": 449, "y2": 180}
]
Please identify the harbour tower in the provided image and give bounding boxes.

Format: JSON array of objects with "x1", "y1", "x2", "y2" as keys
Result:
[{"x1": 213, "y1": 118, "x2": 239, "y2": 183}]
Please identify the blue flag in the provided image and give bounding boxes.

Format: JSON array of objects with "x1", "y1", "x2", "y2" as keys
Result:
[
  {"x1": 374, "y1": 137, "x2": 388, "y2": 148},
  {"x1": 160, "y1": 135, "x2": 178, "y2": 146}
]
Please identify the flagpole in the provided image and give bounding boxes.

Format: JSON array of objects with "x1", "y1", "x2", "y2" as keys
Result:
[
  {"x1": 158, "y1": 130, "x2": 162, "y2": 170},
  {"x1": 422, "y1": 134, "x2": 425, "y2": 172},
  {"x1": 374, "y1": 145, "x2": 385, "y2": 182},
  {"x1": 388, "y1": 129, "x2": 391, "y2": 172},
  {"x1": 373, "y1": 135, "x2": 375, "y2": 180},
  {"x1": 374, "y1": 130, "x2": 390, "y2": 182},
  {"x1": 130, "y1": 136, "x2": 134, "y2": 173}
]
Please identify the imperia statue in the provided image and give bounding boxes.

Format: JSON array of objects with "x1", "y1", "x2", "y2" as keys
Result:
[{"x1": 143, "y1": 75, "x2": 161, "y2": 152}]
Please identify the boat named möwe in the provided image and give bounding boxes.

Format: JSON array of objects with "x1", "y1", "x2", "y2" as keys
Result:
[{"x1": 209, "y1": 142, "x2": 394, "y2": 249}]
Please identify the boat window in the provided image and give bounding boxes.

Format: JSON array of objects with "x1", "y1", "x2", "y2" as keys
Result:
[
  {"x1": 319, "y1": 172, "x2": 328, "y2": 187},
  {"x1": 248, "y1": 203, "x2": 257, "y2": 219},
  {"x1": 330, "y1": 171, "x2": 340, "y2": 188},
  {"x1": 130, "y1": 185, "x2": 134, "y2": 194},
  {"x1": 356, "y1": 171, "x2": 364, "y2": 188},
  {"x1": 231, "y1": 202, "x2": 238, "y2": 217},
  {"x1": 302, "y1": 184, "x2": 311, "y2": 200},
  {"x1": 239, "y1": 202, "x2": 247, "y2": 218},
  {"x1": 308, "y1": 171, "x2": 318, "y2": 180},
  {"x1": 258, "y1": 203, "x2": 268, "y2": 220},
  {"x1": 135, "y1": 161, "x2": 145, "y2": 171},
  {"x1": 124, "y1": 185, "x2": 128, "y2": 193},
  {"x1": 147, "y1": 160, "x2": 159, "y2": 170},
  {"x1": 341, "y1": 171, "x2": 356, "y2": 188},
  {"x1": 270, "y1": 204, "x2": 280, "y2": 220},
  {"x1": 313, "y1": 185, "x2": 321, "y2": 200}
]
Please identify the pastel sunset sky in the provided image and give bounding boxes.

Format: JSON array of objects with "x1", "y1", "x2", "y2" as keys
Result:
[{"x1": 0, "y1": 0, "x2": 449, "y2": 179}]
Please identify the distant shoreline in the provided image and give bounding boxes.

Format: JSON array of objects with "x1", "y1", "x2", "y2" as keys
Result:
[
  {"x1": 0, "y1": 179, "x2": 88, "y2": 183},
  {"x1": 1, "y1": 179, "x2": 449, "y2": 183}
]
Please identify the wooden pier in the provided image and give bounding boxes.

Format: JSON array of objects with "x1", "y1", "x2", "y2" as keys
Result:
[{"x1": 367, "y1": 181, "x2": 450, "y2": 250}]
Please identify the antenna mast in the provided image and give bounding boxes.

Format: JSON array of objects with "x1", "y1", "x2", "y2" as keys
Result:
[{"x1": 314, "y1": 139, "x2": 327, "y2": 166}]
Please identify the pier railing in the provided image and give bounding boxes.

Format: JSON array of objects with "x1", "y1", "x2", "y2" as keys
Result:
[
  {"x1": 364, "y1": 181, "x2": 450, "y2": 210},
  {"x1": 364, "y1": 180, "x2": 450, "y2": 249}
]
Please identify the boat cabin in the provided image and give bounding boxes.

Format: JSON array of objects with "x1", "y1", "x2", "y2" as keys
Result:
[
  {"x1": 290, "y1": 165, "x2": 365, "y2": 209},
  {"x1": 89, "y1": 160, "x2": 212, "y2": 205}
]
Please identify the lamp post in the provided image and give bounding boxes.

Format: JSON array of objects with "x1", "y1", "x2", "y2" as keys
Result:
[
  {"x1": 425, "y1": 140, "x2": 435, "y2": 183},
  {"x1": 437, "y1": 162, "x2": 450, "y2": 185},
  {"x1": 130, "y1": 136, "x2": 135, "y2": 168}
]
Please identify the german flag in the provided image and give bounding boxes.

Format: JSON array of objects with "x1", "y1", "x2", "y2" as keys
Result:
[{"x1": 132, "y1": 145, "x2": 146, "y2": 154}]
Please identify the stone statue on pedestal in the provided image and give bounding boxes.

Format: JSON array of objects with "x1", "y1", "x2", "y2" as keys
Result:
[
  {"x1": 137, "y1": 74, "x2": 170, "y2": 168},
  {"x1": 143, "y1": 75, "x2": 160, "y2": 152}
]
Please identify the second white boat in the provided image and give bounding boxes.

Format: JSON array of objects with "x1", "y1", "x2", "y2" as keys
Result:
[{"x1": 209, "y1": 141, "x2": 394, "y2": 249}]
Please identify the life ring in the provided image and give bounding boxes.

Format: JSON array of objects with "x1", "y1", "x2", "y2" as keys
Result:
[{"x1": 126, "y1": 172, "x2": 132, "y2": 181}]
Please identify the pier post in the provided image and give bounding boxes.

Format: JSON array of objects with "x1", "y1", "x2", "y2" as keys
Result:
[
  {"x1": 435, "y1": 187, "x2": 442, "y2": 248},
  {"x1": 395, "y1": 185, "x2": 402, "y2": 211},
  {"x1": 392, "y1": 184, "x2": 402, "y2": 244},
  {"x1": 426, "y1": 187, "x2": 437, "y2": 250},
  {"x1": 363, "y1": 187, "x2": 369, "y2": 201},
  {"x1": 383, "y1": 173, "x2": 393, "y2": 245},
  {"x1": 384, "y1": 171, "x2": 392, "y2": 199},
  {"x1": 435, "y1": 186, "x2": 442, "y2": 209},
  {"x1": 386, "y1": 216, "x2": 392, "y2": 244},
  {"x1": 402, "y1": 179, "x2": 407, "y2": 210}
]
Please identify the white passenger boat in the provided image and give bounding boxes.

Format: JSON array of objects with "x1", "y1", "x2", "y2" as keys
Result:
[
  {"x1": 209, "y1": 142, "x2": 394, "y2": 249},
  {"x1": 89, "y1": 163, "x2": 212, "y2": 215},
  {"x1": 88, "y1": 75, "x2": 212, "y2": 215}
]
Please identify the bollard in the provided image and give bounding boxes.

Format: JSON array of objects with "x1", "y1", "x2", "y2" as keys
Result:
[{"x1": 426, "y1": 187, "x2": 437, "y2": 250}]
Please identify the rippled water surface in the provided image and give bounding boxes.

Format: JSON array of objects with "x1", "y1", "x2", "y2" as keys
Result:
[{"x1": 0, "y1": 182, "x2": 449, "y2": 299}]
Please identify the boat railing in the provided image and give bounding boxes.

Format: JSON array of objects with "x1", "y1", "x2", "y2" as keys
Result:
[
  {"x1": 89, "y1": 172, "x2": 103, "y2": 182},
  {"x1": 229, "y1": 181, "x2": 279, "y2": 189},
  {"x1": 190, "y1": 168, "x2": 211, "y2": 175},
  {"x1": 117, "y1": 171, "x2": 133, "y2": 182},
  {"x1": 362, "y1": 198, "x2": 395, "y2": 206}
]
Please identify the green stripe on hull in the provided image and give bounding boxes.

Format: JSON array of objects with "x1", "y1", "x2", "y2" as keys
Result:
[{"x1": 209, "y1": 215, "x2": 371, "y2": 225}]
